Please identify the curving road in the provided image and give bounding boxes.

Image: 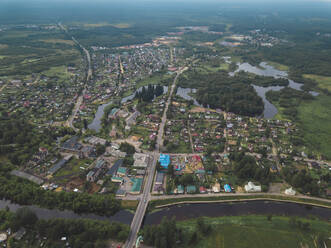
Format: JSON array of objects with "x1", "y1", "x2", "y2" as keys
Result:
[{"x1": 58, "y1": 23, "x2": 92, "y2": 132}]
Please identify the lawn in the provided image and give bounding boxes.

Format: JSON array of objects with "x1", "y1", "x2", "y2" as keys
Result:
[
  {"x1": 297, "y1": 94, "x2": 331, "y2": 159},
  {"x1": 54, "y1": 158, "x2": 91, "y2": 178},
  {"x1": 304, "y1": 74, "x2": 331, "y2": 91},
  {"x1": 177, "y1": 215, "x2": 331, "y2": 248}
]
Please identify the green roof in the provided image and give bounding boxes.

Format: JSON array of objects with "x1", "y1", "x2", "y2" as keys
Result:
[
  {"x1": 186, "y1": 185, "x2": 196, "y2": 193},
  {"x1": 117, "y1": 167, "x2": 127, "y2": 175},
  {"x1": 131, "y1": 178, "x2": 143, "y2": 192}
]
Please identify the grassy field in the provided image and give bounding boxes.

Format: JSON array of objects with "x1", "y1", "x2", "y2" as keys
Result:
[
  {"x1": 304, "y1": 74, "x2": 331, "y2": 91},
  {"x1": 121, "y1": 200, "x2": 139, "y2": 210},
  {"x1": 203, "y1": 63, "x2": 229, "y2": 72},
  {"x1": 43, "y1": 65, "x2": 72, "y2": 81},
  {"x1": 54, "y1": 158, "x2": 91, "y2": 178},
  {"x1": 177, "y1": 215, "x2": 331, "y2": 248},
  {"x1": 83, "y1": 22, "x2": 132, "y2": 28},
  {"x1": 297, "y1": 94, "x2": 331, "y2": 159},
  {"x1": 267, "y1": 61, "x2": 289, "y2": 71},
  {"x1": 40, "y1": 39, "x2": 75, "y2": 46}
]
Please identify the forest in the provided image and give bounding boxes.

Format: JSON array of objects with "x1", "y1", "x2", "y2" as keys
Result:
[
  {"x1": 178, "y1": 70, "x2": 264, "y2": 116},
  {"x1": 0, "y1": 114, "x2": 74, "y2": 165},
  {"x1": 135, "y1": 84, "x2": 164, "y2": 102},
  {"x1": 0, "y1": 208, "x2": 128, "y2": 248},
  {"x1": 0, "y1": 163, "x2": 121, "y2": 216}
]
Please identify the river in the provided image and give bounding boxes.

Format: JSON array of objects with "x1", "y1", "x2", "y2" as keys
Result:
[
  {"x1": 88, "y1": 85, "x2": 168, "y2": 132},
  {"x1": 1, "y1": 199, "x2": 329, "y2": 227},
  {"x1": 144, "y1": 200, "x2": 331, "y2": 225},
  {"x1": 0, "y1": 199, "x2": 133, "y2": 225}
]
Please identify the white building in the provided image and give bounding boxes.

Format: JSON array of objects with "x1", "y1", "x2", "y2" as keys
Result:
[
  {"x1": 285, "y1": 187, "x2": 296, "y2": 196},
  {"x1": 133, "y1": 153, "x2": 150, "y2": 168},
  {"x1": 212, "y1": 183, "x2": 221, "y2": 193},
  {"x1": 245, "y1": 182, "x2": 262, "y2": 192}
]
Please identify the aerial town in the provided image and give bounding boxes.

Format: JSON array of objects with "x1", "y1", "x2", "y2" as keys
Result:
[{"x1": 0, "y1": 2, "x2": 330, "y2": 247}]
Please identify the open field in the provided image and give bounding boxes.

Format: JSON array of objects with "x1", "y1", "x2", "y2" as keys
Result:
[
  {"x1": 298, "y1": 94, "x2": 331, "y2": 159},
  {"x1": 0, "y1": 44, "x2": 9, "y2": 49},
  {"x1": 40, "y1": 39, "x2": 75, "y2": 46},
  {"x1": 83, "y1": 22, "x2": 132, "y2": 28},
  {"x1": 267, "y1": 61, "x2": 289, "y2": 71},
  {"x1": 121, "y1": 200, "x2": 139, "y2": 210},
  {"x1": 53, "y1": 158, "x2": 91, "y2": 178},
  {"x1": 43, "y1": 65, "x2": 72, "y2": 81},
  {"x1": 177, "y1": 215, "x2": 331, "y2": 248},
  {"x1": 304, "y1": 74, "x2": 331, "y2": 91}
]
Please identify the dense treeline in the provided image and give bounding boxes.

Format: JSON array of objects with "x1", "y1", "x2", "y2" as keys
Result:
[
  {"x1": 142, "y1": 217, "x2": 214, "y2": 248},
  {"x1": 0, "y1": 116, "x2": 73, "y2": 165},
  {"x1": 281, "y1": 167, "x2": 320, "y2": 196},
  {"x1": 178, "y1": 70, "x2": 264, "y2": 116},
  {"x1": 0, "y1": 208, "x2": 128, "y2": 248},
  {"x1": 230, "y1": 152, "x2": 273, "y2": 189},
  {"x1": 142, "y1": 217, "x2": 184, "y2": 248},
  {"x1": 135, "y1": 84, "x2": 164, "y2": 102},
  {"x1": 0, "y1": 163, "x2": 121, "y2": 216}
]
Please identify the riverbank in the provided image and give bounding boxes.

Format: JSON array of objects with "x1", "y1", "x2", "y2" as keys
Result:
[
  {"x1": 149, "y1": 194, "x2": 331, "y2": 210},
  {"x1": 176, "y1": 215, "x2": 331, "y2": 248}
]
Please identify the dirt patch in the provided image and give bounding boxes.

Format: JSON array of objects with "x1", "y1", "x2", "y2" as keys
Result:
[
  {"x1": 0, "y1": 44, "x2": 8, "y2": 49},
  {"x1": 88, "y1": 183, "x2": 101, "y2": 193},
  {"x1": 268, "y1": 182, "x2": 286, "y2": 194},
  {"x1": 66, "y1": 176, "x2": 85, "y2": 191},
  {"x1": 190, "y1": 106, "x2": 217, "y2": 113}
]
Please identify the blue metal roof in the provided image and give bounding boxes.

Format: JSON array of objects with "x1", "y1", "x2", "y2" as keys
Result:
[
  {"x1": 224, "y1": 184, "x2": 232, "y2": 192},
  {"x1": 159, "y1": 154, "x2": 170, "y2": 168}
]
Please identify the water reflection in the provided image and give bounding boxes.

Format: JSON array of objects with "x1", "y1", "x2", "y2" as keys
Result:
[
  {"x1": 89, "y1": 85, "x2": 168, "y2": 132},
  {"x1": 230, "y1": 61, "x2": 319, "y2": 118},
  {"x1": 144, "y1": 200, "x2": 331, "y2": 225},
  {"x1": 0, "y1": 199, "x2": 133, "y2": 225}
]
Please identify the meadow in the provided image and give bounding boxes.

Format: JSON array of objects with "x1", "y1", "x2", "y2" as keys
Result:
[{"x1": 178, "y1": 215, "x2": 331, "y2": 248}]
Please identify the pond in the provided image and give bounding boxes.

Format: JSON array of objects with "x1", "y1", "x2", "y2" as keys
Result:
[
  {"x1": 89, "y1": 85, "x2": 168, "y2": 132},
  {"x1": 88, "y1": 100, "x2": 113, "y2": 132},
  {"x1": 0, "y1": 199, "x2": 133, "y2": 225},
  {"x1": 176, "y1": 87, "x2": 202, "y2": 107},
  {"x1": 144, "y1": 200, "x2": 331, "y2": 225}
]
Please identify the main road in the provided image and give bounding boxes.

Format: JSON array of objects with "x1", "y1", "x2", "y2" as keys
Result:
[
  {"x1": 124, "y1": 67, "x2": 187, "y2": 248},
  {"x1": 58, "y1": 23, "x2": 92, "y2": 132}
]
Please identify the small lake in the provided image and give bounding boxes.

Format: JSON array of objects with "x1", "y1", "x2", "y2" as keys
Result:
[
  {"x1": 176, "y1": 87, "x2": 202, "y2": 107},
  {"x1": 144, "y1": 200, "x2": 331, "y2": 225},
  {"x1": 229, "y1": 61, "x2": 319, "y2": 118},
  {"x1": 88, "y1": 100, "x2": 113, "y2": 132},
  {"x1": 89, "y1": 85, "x2": 168, "y2": 132},
  {"x1": 0, "y1": 199, "x2": 133, "y2": 225}
]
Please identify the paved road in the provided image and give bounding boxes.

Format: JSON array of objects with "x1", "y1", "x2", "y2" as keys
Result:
[
  {"x1": 124, "y1": 67, "x2": 187, "y2": 248},
  {"x1": 58, "y1": 23, "x2": 92, "y2": 132},
  {"x1": 150, "y1": 192, "x2": 331, "y2": 204}
]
